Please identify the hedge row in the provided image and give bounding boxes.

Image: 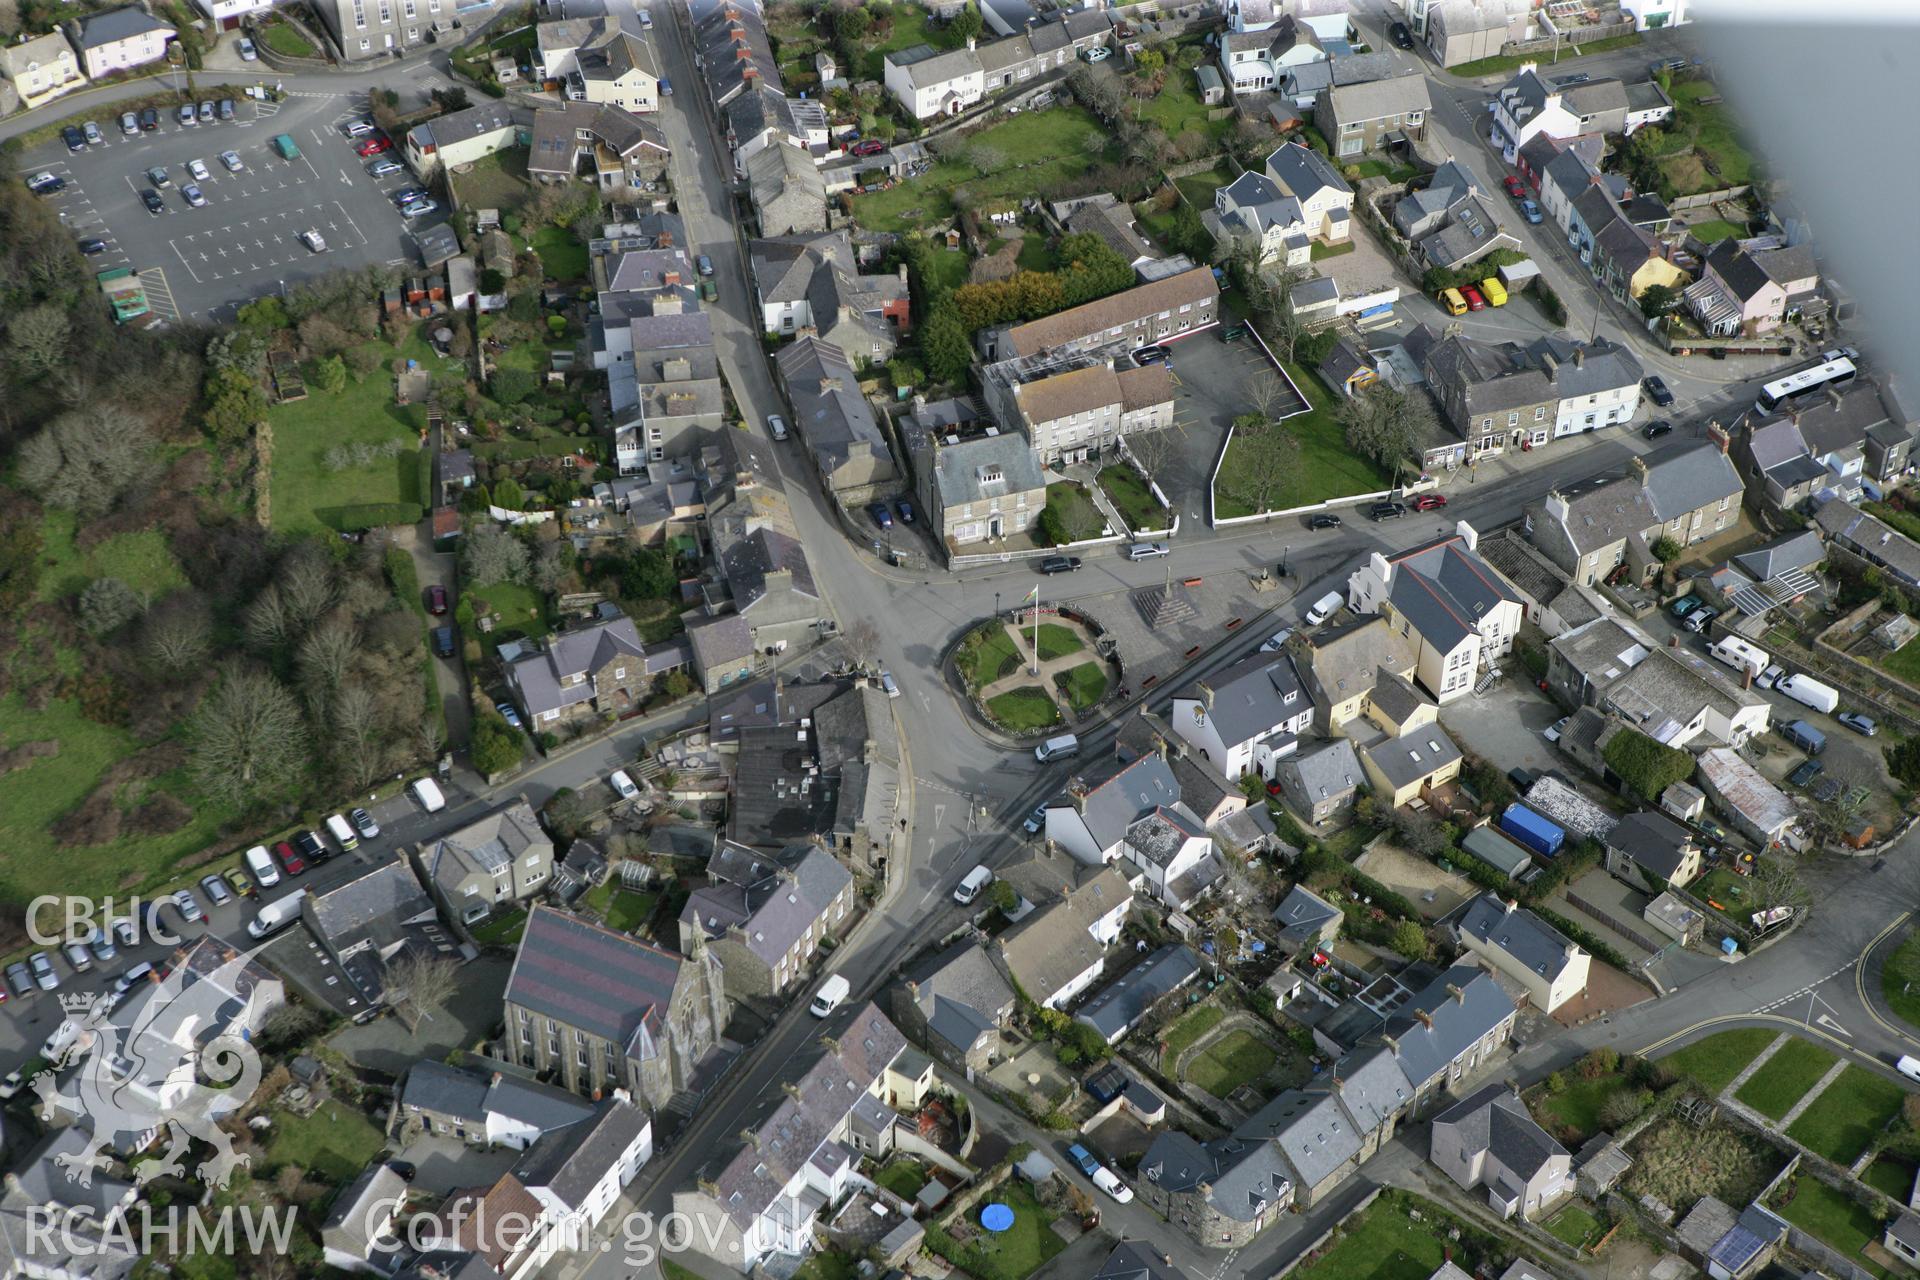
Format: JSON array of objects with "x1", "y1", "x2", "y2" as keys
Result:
[{"x1": 321, "y1": 502, "x2": 425, "y2": 531}]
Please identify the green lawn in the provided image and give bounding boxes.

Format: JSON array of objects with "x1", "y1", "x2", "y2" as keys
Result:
[
  {"x1": 1098, "y1": 463, "x2": 1164, "y2": 532},
  {"x1": 854, "y1": 108, "x2": 1108, "y2": 235},
  {"x1": 1173, "y1": 166, "x2": 1237, "y2": 213},
  {"x1": 1537, "y1": 1076, "x2": 1637, "y2": 1146},
  {"x1": 1864, "y1": 1154, "x2": 1917, "y2": 1202},
  {"x1": 269, "y1": 333, "x2": 443, "y2": 535},
  {"x1": 1343, "y1": 160, "x2": 1416, "y2": 183},
  {"x1": 1883, "y1": 930, "x2": 1920, "y2": 1029},
  {"x1": 856, "y1": 3, "x2": 964, "y2": 80},
  {"x1": 1137, "y1": 64, "x2": 1231, "y2": 144},
  {"x1": 922, "y1": 246, "x2": 974, "y2": 292},
  {"x1": 1014, "y1": 235, "x2": 1058, "y2": 275},
  {"x1": 257, "y1": 20, "x2": 317, "y2": 57},
  {"x1": 985, "y1": 687, "x2": 1061, "y2": 732},
  {"x1": 1685, "y1": 218, "x2": 1747, "y2": 244},
  {"x1": 471, "y1": 908, "x2": 527, "y2": 946},
  {"x1": 1287, "y1": 1195, "x2": 1467, "y2": 1280},
  {"x1": 1034, "y1": 624, "x2": 1083, "y2": 662},
  {"x1": 1310, "y1": 239, "x2": 1360, "y2": 258},
  {"x1": 874, "y1": 1157, "x2": 928, "y2": 1202},
  {"x1": 1775, "y1": 1178, "x2": 1892, "y2": 1280},
  {"x1": 262, "y1": 1103, "x2": 387, "y2": 1183},
  {"x1": 935, "y1": 1179, "x2": 1064, "y2": 1280},
  {"x1": 1735, "y1": 1037, "x2": 1836, "y2": 1119},
  {"x1": 0, "y1": 692, "x2": 240, "y2": 902},
  {"x1": 1544, "y1": 1203, "x2": 1605, "y2": 1252},
  {"x1": 1660, "y1": 1028, "x2": 1778, "y2": 1095},
  {"x1": 1055, "y1": 661, "x2": 1108, "y2": 713},
  {"x1": 1213, "y1": 364, "x2": 1394, "y2": 518},
  {"x1": 34, "y1": 510, "x2": 187, "y2": 603},
  {"x1": 1786, "y1": 1066, "x2": 1908, "y2": 1164},
  {"x1": 528, "y1": 224, "x2": 588, "y2": 282},
  {"x1": 582, "y1": 879, "x2": 658, "y2": 934},
  {"x1": 1160, "y1": 1004, "x2": 1224, "y2": 1071},
  {"x1": 1186, "y1": 1029, "x2": 1276, "y2": 1098},
  {"x1": 1880, "y1": 634, "x2": 1920, "y2": 687},
  {"x1": 1450, "y1": 33, "x2": 1640, "y2": 78},
  {"x1": 958, "y1": 626, "x2": 1022, "y2": 689},
  {"x1": 472, "y1": 582, "x2": 548, "y2": 653},
  {"x1": 1668, "y1": 77, "x2": 1755, "y2": 189},
  {"x1": 1040, "y1": 480, "x2": 1107, "y2": 544}
]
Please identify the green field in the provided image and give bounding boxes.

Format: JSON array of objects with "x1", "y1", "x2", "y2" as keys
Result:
[
  {"x1": 528, "y1": 225, "x2": 588, "y2": 282},
  {"x1": 1173, "y1": 165, "x2": 1237, "y2": 213},
  {"x1": 1660, "y1": 1027, "x2": 1777, "y2": 1095},
  {"x1": 1287, "y1": 1195, "x2": 1472, "y2": 1280},
  {"x1": 1545, "y1": 1203, "x2": 1605, "y2": 1252},
  {"x1": 1537, "y1": 1076, "x2": 1639, "y2": 1146},
  {"x1": 268, "y1": 333, "x2": 445, "y2": 535},
  {"x1": 1034, "y1": 624, "x2": 1083, "y2": 663},
  {"x1": 1775, "y1": 1178, "x2": 1892, "y2": 1280},
  {"x1": 1186, "y1": 1029, "x2": 1276, "y2": 1099},
  {"x1": 1685, "y1": 218, "x2": 1747, "y2": 244},
  {"x1": 1734, "y1": 1037, "x2": 1835, "y2": 1119},
  {"x1": 1213, "y1": 364, "x2": 1394, "y2": 518},
  {"x1": 874, "y1": 1157, "x2": 928, "y2": 1202},
  {"x1": 1785, "y1": 1066, "x2": 1908, "y2": 1164},
  {"x1": 262, "y1": 1103, "x2": 388, "y2": 1184},
  {"x1": 1137, "y1": 61, "x2": 1231, "y2": 145},
  {"x1": 1098, "y1": 463, "x2": 1164, "y2": 532},
  {"x1": 603, "y1": 890, "x2": 657, "y2": 934},
  {"x1": 35, "y1": 511, "x2": 187, "y2": 604},
  {"x1": 1161, "y1": 1004, "x2": 1224, "y2": 1071},
  {"x1": 852, "y1": 108, "x2": 1108, "y2": 235},
  {"x1": 1450, "y1": 32, "x2": 1640, "y2": 78},
  {"x1": 1880, "y1": 635, "x2": 1920, "y2": 687},
  {"x1": 471, "y1": 907, "x2": 527, "y2": 946},
  {"x1": 958, "y1": 626, "x2": 1022, "y2": 689},
  {"x1": 985, "y1": 687, "x2": 1060, "y2": 732},
  {"x1": 1667, "y1": 77, "x2": 1756, "y2": 188},
  {"x1": 1863, "y1": 1155, "x2": 1917, "y2": 1202},
  {"x1": 472, "y1": 582, "x2": 548, "y2": 653},
  {"x1": 1055, "y1": 661, "x2": 1108, "y2": 713}
]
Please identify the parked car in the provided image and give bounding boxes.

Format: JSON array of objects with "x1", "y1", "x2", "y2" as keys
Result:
[
  {"x1": 173, "y1": 889, "x2": 205, "y2": 924},
  {"x1": 1308, "y1": 513, "x2": 1342, "y2": 530},
  {"x1": 225, "y1": 869, "x2": 255, "y2": 899},
  {"x1": 866, "y1": 502, "x2": 894, "y2": 529},
  {"x1": 29, "y1": 952, "x2": 59, "y2": 991},
  {"x1": 1502, "y1": 174, "x2": 1527, "y2": 199},
  {"x1": 1669, "y1": 595, "x2": 1702, "y2": 618},
  {"x1": 1389, "y1": 19, "x2": 1414, "y2": 47},
  {"x1": 368, "y1": 158, "x2": 403, "y2": 176},
  {"x1": 609, "y1": 770, "x2": 640, "y2": 800},
  {"x1": 218, "y1": 97, "x2": 236, "y2": 121},
  {"x1": 1412, "y1": 493, "x2": 1447, "y2": 511},
  {"x1": 427, "y1": 584, "x2": 448, "y2": 614},
  {"x1": 182, "y1": 184, "x2": 207, "y2": 208},
  {"x1": 87, "y1": 928, "x2": 116, "y2": 962},
  {"x1": 78, "y1": 236, "x2": 109, "y2": 255},
  {"x1": 767, "y1": 413, "x2": 788, "y2": 441},
  {"x1": 221, "y1": 150, "x2": 245, "y2": 173},
  {"x1": 1130, "y1": 345, "x2": 1169, "y2": 367},
  {"x1": 299, "y1": 228, "x2": 328, "y2": 252},
  {"x1": 1081, "y1": 45, "x2": 1110, "y2": 61},
  {"x1": 432, "y1": 624, "x2": 455, "y2": 657},
  {"x1": 1683, "y1": 605, "x2": 1719, "y2": 633},
  {"x1": 143, "y1": 189, "x2": 165, "y2": 215},
  {"x1": 187, "y1": 158, "x2": 210, "y2": 181},
  {"x1": 660, "y1": 76, "x2": 671, "y2": 94},
  {"x1": 138, "y1": 107, "x2": 160, "y2": 132},
  {"x1": 0, "y1": 1072, "x2": 23, "y2": 1098},
  {"x1": 1838, "y1": 711, "x2": 1878, "y2": 736},
  {"x1": 1125, "y1": 541, "x2": 1171, "y2": 560},
  {"x1": 1066, "y1": 1144, "x2": 1102, "y2": 1178},
  {"x1": 1219, "y1": 324, "x2": 1247, "y2": 342},
  {"x1": 351, "y1": 807, "x2": 381, "y2": 840},
  {"x1": 275, "y1": 840, "x2": 307, "y2": 876},
  {"x1": 400, "y1": 199, "x2": 439, "y2": 217},
  {"x1": 391, "y1": 187, "x2": 428, "y2": 206},
  {"x1": 1520, "y1": 198, "x2": 1543, "y2": 224},
  {"x1": 26, "y1": 173, "x2": 65, "y2": 195},
  {"x1": 851, "y1": 138, "x2": 886, "y2": 157},
  {"x1": 120, "y1": 111, "x2": 140, "y2": 136},
  {"x1": 1756, "y1": 664, "x2": 1785, "y2": 690},
  {"x1": 1039, "y1": 555, "x2": 1081, "y2": 574},
  {"x1": 344, "y1": 118, "x2": 378, "y2": 137},
  {"x1": 1643, "y1": 374, "x2": 1674, "y2": 407},
  {"x1": 1543, "y1": 716, "x2": 1570, "y2": 742},
  {"x1": 82, "y1": 120, "x2": 103, "y2": 145},
  {"x1": 1643, "y1": 420, "x2": 1673, "y2": 439},
  {"x1": 110, "y1": 917, "x2": 139, "y2": 948},
  {"x1": 356, "y1": 136, "x2": 392, "y2": 156},
  {"x1": 1787, "y1": 758, "x2": 1824, "y2": 788},
  {"x1": 696, "y1": 254, "x2": 714, "y2": 276},
  {"x1": 62, "y1": 942, "x2": 91, "y2": 973},
  {"x1": 499, "y1": 704, "x2": 523, "y2": 729},
  {"x1": 178, "y1": 103, "x2": 197, "y2": 127},
  {"x1": 294, "y1": 829, "x2": 329, "y2": 865},
  {"x1": 146, "y1": 165, "x2": 171, "y2": 188},
  {"x1": 1259, "y1": 627, "x2": 1293, "y2": 653},
  {"x1": 1091, "y1": 1166, "x2": 1133, "y2": 1203},
  {"x1": 5, "y1": 963, "x2": 33, "y2": 999},
  {"x1": 238, "y1": 36, "x2": 257, "y2": 59},
  {"x1": 895, "y1": 499, "x2": 916, "y2": 524},
  {"x1": 1461, "y1": 284, "x2": 1487, "y2": 310},
  {"x1": 1368, "y1": 501, "x2": 1407, "y2": 521},
  {"x1": 197, "y1": 101, "x2": 215, "y2": 124},
  {"x1": 62, "y1": 125, "x2": 86, "y2": 152},
  {"x1": 1023, "y1": 804, "x2": 1047, "y2": 834},
  {"x1": 199, "y1": 875, "x2": 233, "y2": 908}
]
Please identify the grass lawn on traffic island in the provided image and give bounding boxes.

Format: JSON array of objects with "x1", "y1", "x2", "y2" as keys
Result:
[
  {"x1": 1659, "y1": 1027, "x2": 1777, "y2": 1095},
  {"x1": 1054, "y1": 661, "x2": 1108, "y2": 713},
  {"x1": 958, "y1": 626, "x2": 1022, "y2": 689},
  {"x1": 1734, "y1": 1037, "x2": 1836, "y2": 1120},
  {"x1": 1034, "y1": 624, "x2": 1083, "y2": 662},
  {"x1": 985, "y1": 687, "x2": 1061, "y2": 732}
]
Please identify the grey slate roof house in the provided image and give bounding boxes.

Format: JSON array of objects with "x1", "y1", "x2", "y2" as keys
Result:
[
  {"x1": 393, "y1": 1060, "x2": 597, "y2": 1148},
  {"x1": 686, "y1": 612, "x2": 756, "y2": 693},
  {"x1": 1276, "y1": 739, "x2": 1362, "y2": 825},
  {"x1": 302, "y1": 858, "x2": 443, "y2": 1011},
  {"x1": 775, "y1": 336, "x2": 898, "y2": 494},
  {"x1": 1429, "y1": 1084, "x2": 1573, "y2": 1220},
  {"x1": 676, "y1": 839, "x2": 854, "y2": 999},
  {"x1": 1315, "y1": 71, "x2": 1430, "y2": 158},
  {"x1": 502, "y1": 904, "x2": 730, "y2": 1109},
  {"x1": 1604, "y1": 809, "x2": 1702, "y2": 889},
  {"x1": 1454, "y1": 894, "x2": 1590, "y2": 1014},
  {"x1": 913, "y1": 428, "x2": 1049, "y2": 549},
  {"x1": 896, "y1": 939, "x2": 1017, "y2": 1071},
  {"x1": 747, "y1": 141, "x2": 827, "y2": 235},
  {"x1": 420, "y1": 799, "x2": 556, "y2": 926},
  {"x1": 504, "y1": 610, "x2": 650, "y2": 729},
  {"x1": 1074, "y1": 943, "x2": 1202, "y2": 1044},
  {"x1": 320, "y1": 1164, "x2": 408, "y2": 1273},
  {"x1": 1272, "y1": 883, "x2": 1343, "y2": 952},
  {"x1": 748, "y1": 228, "x2": 910, "y2": 357},
  {"x1": 716, "y1": 526, "x2": 824, "y2": 654}
]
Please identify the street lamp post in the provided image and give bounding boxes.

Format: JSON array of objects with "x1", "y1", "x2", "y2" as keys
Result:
[{"x1": 994, "y1": 590, "x2": 1001, "y2": 621}]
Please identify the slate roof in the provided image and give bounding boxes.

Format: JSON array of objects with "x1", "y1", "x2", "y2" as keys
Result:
[
  {"x1": 1606, "y1": 810, "x2": 1695, "y2": 880},
  {"x1": 1365, "y1": 725, "x2": 1463, "y2": 791},
  {"x1": 776, "y1": 336, "x2": 891, "y2": 475},
  {"x1": 12, "y1": 1128, "x2": 135, "y2": 1218},
  {"x1": 1188, "y1": 651, "x2": 1310, "y2": 747},
  {"x1": 723, "y1": 527, "x2": 819, "y2": 611},
  {"x1": 686, "y1": 611, "x2": 754, "y2": 675},
  {"x1": 1542, "y1": 472, "x2": 1653, "y2": 554},
  {"x1": 1642, "y1": 442, "x2": 1743, "y2": 521},
  {"x1": 1301, "y1": 615, "x2": 1417, "y2": 706},
  {"x1": 1069, "y1": 753, "x2": 1183, "y2": 851},
  {"x1": 998, "y1": 267, "x2": 1217, "y2": 356},
  {"x1": 1371, "y1": 964, "x2": 1515, "y2": 1090},
  {"x1": 1281, "y1": 739, "x2": 1362, "y2": 811},
  {"x1": 320, "y1": 1164, "x2": 406, "y2": 1261},
  {"x1": 928, "y1": 430, "x2": 1048, "y2": 509},
  {"x1": 1434, "y1": 1083, "x2": 1567, "y2": 1177},
  {"x1": 511, "y1": 1098, "x2": 649, "y2": 1210},
  {"x1": 907, "y1": 939, "x2": 1015, "y2": 1056},
  {"x1": 1458, "y1": 894, "x2": 1584, "y2": 985},
  {"x1": 1321, "y1": 71, "x2": 1430, "y2": 124},
  {"x1": 307, "y1": 859, "x2": 435, "y2": 953},
  {"x1": 680, "y1": 840, "x2": 851, "y2": 967},
  {"x1": 746, "y1": 141, "x2": 826, "y2": 232},
  {"x1": 506, "y1": 613, "x2": 647, "y2": 718},
  {"x1": 1139, "y1": 1127, "x2": 1296, "y2": 1222},
  {"x1": 1543, "y1": 147, "x2": 1599, "y2": 204},
  {"x1": 1267, "y1": 140, "x2": 1351, "y2": 202},
  {"x1": 1074, "y1": 943, "x2": 1201, "y2": 1042},
  {"x1": 72, "y1": 5, "x2": 173, "y2": 48},
  {"x1": 994, "y1": 865, "x2": 1130, "y2": 1000},
  {"x1": 426, "y1": 799, "x2": 550, "y2": 891},
  {"x1": 505, "y1": 905, "x2": 688, "y2": 1049},
  {"x1": 1701, "y1": 241, "x2": 1777, "y2": 304},
  {"x1": 1733, "y1": 530, "x2": 1824, "y2": 581},
  {"x1": 1093, "y1": 1240, "x2": 1193, "y2": 1280},
  {"x1": 1381, "y1": 532, "x2": 1519, "y2": 654},
  {"x1": 1237, "y1": 1088, "x2": 1360, "y2": 1190}
]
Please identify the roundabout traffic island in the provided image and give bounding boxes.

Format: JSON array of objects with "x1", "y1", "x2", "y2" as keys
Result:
[{"x1": 951, "y1": 610, "x2": 1121, "y2": 736}]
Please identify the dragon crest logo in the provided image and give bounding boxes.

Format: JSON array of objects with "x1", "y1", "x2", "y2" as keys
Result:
[{"x1": 31, "y1": 944, "x2": 266, "y2": 1189}]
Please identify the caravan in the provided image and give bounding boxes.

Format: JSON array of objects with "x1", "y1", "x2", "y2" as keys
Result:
[{"x1": 1709, "y1": 636, "x2": 1769, "y2": 680}]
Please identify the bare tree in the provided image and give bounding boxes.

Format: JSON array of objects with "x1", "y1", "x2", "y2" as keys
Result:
[
  {"x1": 1055, "y1": 491, "x2": 1106, "y2": 543},
  {"x1": 279, "y1": 547, "x2": 339, "y2": 624},
  {"x1": 8, "y1": 305, "x2": 69, "y2": 380},
  {"x1": 1218, "y1": 416, "x2": 1301, "y2": 516},
  {"x1": 1245, "y1": 373, "x2": 1290, "y2": 425},
  {"x1": 297, "y1": 616, "x2": 359, "y2": 697},
  {"x1": 142, "y1": 592, "x2": 214, "y2": 674},
  {"x1": 1750, "y1": 852, "x2": 1812, "y2": 918},
  {"x1": 1335, "y1": 383, "x2": 1436, "y2": 480},
  {"x1": 416, "y1": 715, "x2": 446, "y2": 763},
  {"x1": 387, "y1": 949, "x2": 460, "y2": 1029},
  {"x1": 78, "y1": 577, "x2": 145, "y2": 636},
  {"x1": 332, "y1": 681, "x2": 383, "y2": 788},
  {"x1": 1122, "y1": 427, "x2": 1174, "y2": 483},
  {"x1": 244, "y1": 586, "x2": 297, "y2": 653},
  {"x1": 843, "y1": 618, "x2": 882, "y2": 671},
  {"x1": 189, "y1": 668, "x2": 308, "y2": 808}
]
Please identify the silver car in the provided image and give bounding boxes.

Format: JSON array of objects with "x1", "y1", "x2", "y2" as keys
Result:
[{"x1": 28, "y1": 952, "x2": 59, "y2": 991}]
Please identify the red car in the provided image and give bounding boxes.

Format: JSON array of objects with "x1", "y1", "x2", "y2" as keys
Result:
[
  {"x1": 275, "y1": 840, "x2": 307, "y2": 876},
  {"x1": 851, "y1": 138, "x2": 886, "y2": 157},
  {"x1": 1502, "y1": 175, "x2": 1527, "y2": 199},
  {"x1": 1412, "y1": 493, "x2": 1448, "y2": 512},
  {"x1": 1461, "y1": 285, "x2": 1487, "y2": 311},
  {"x1": 427, "y1": 584, "x2": 449, "y2": 615},
  {"x1": 355, "y1": 136, "x2": 391, "y2": 156}
]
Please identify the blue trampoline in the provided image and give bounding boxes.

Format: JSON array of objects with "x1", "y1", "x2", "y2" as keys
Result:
[{"x1": 980, "y1": 1203, "x2": 1015, "y2": 1233}]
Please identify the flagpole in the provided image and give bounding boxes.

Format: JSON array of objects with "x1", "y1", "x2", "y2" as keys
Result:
[{"x1": 1030, "y1": 585, "x2": 1041, "y2": 676}]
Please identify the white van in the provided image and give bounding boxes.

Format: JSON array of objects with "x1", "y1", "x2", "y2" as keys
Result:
[
  {"x1": 953, "y1": 865, "x2": 994, "y2": 905},
  {"x1": 246, "y1": 889, "x2": 309, "y2": 940},
  {"x1": 809, "y1": 973, "x2": 850, "y2": 1018},
  {"x1": 244, "y1": 844, "x2": 282, "y2": 889},
  {"x1": 1777, "y1": 673, "x2": 1839, "y2": 715},
  {"x1": 409, "y1": 777, "x2": 447, "y2": 813},
  {"x1": 1035, "y1": 733, "x2": 1080, "y2": 762},
  {"x1": 325, "y1": 813, "x2": 359, "y2": 851},
  {"x1": 1305, "y1": 591, "x2": 1345, "y2": 627},
  {"x1": 1899, "y1": 1055, "x2": 1920, "y2": 1084}
]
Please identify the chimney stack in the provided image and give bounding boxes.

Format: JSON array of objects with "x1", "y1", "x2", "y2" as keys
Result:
[
  {"x1": 1573, "y1": 347, "x2": 1585, "y2": 368},
  {"x1": 1540, "y1": 353, "x2": 1558, "y2": 382},
  {"x1": 1447, "y1": 982, "x2": 1465, "y2": 1004}
]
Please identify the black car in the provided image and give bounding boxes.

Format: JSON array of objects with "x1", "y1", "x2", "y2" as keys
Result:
[
  {"x1": 1040, "y1": 555, "x2": 1082, "y2": 575},
  {"x1": 1368, "y1": 501, "x2": 1407, "y2": 521},
  {"x1": 293, "y1": 828, "x2": 330, "y2": 865},
  {"x1": 142, "y1": 189, "x2": 165, "y2": 215},
  {"x1": 28, "y1": 174, "x2": 66, "y2": 195},
  {"x1": 1308, "y1": 513, "x2": 1342, "y2": 530},
  {"x1": 77, "y1": 237, "x2": 108, "y2": 255},
  {"x1": 1389, "y1": 20, "x2": 1414, "y2": 48},
  {"x1": 138, "y1": 106, "x2": 159, "y2": 132},
  {"x1": 388, "y1": 1161, "x2": 418, "y2": 1182},
  {"x1": 1643, "y1": 374, "x2": 1674, "y2": 407},
  {"x1": 432, "y1": 624, "x2": 455, "y2": 658},
  {"x1": 62, "y1": 125, "x2": 86, "y2": 152},
  {"x1": 1643, "y1": 420, "x2": 1673, "y2": 440}
]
